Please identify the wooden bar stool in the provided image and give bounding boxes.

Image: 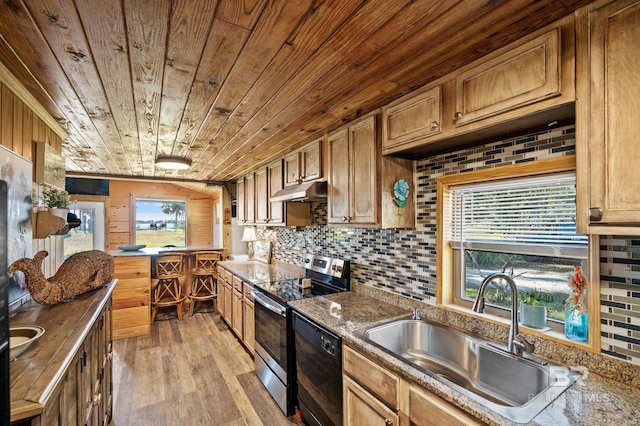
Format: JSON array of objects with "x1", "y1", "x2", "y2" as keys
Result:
[
  {"x1": 151, "y1": 252, "x2": 186, "y2": 323},
  {"x1": 188, "y1": 251, "x2": 223, "y2": 316}
]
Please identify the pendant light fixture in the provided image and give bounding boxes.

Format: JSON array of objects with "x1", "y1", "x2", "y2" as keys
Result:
[{"x1": 154, "y1": 155, "x2": 192, "y2": 170}]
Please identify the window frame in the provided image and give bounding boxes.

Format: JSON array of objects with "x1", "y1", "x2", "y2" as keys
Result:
[
  {"x1": 436, "y1": 155, "x2": 600, "y2": 352},
  {"x1": 134, "y1": 197, "x2": 188, "y2": 248}
]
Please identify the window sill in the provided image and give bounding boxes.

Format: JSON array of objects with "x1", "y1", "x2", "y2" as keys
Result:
[{"x1": 438, "y1": 302, "x2": 599, "y2": 353}]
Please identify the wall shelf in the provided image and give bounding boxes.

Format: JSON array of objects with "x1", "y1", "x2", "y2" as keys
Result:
[{"x1": 34, "y1": 210, "x2": 66, "y2": 239}]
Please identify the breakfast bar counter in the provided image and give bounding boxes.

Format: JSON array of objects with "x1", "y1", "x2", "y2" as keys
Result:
[{"x1": 109, "y1": 246, "x2": 224, "y2": 339}]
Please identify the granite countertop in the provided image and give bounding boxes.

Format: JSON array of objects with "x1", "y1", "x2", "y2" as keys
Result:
[
  {"x1": 289, "y1": 291, "x2": 640, "y2": 426},
  {"x1": 218, "y1": 259, "x2": 305, "y2": 284}
]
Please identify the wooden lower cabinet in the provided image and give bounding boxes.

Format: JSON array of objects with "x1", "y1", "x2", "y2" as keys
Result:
[
  {"x1": 343, "y1": 345, "x2": 482, "y2": 426},
  {"x1": 242, "y1": 285, "x2": 255, "y2": 353},
  {"x1": 112, "y1": 256, "x2": 150, "y2": 339},
  {"x1": 223, "y1": 281, "x2": 233, "y2": 325},
  {"x1": 409, "y1": 386, "x2": 481, "y2": 426},
  {"x1": 344, "y1": 375, "x2": 400, "y2": 426},
  {"x1": 217, "y1": 266, "x2": 255, "y2": 354},
  {"x1": 29, "y1": 299, "x2": 113, "y2": 426},
  {"x1": 232, "y1": 288, "x2": 243, "y2": 338}
]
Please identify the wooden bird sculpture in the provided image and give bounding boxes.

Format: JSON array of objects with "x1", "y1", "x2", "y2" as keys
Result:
[{"x1": 9, "y1": 250, "x2": 114, "y2": 305}]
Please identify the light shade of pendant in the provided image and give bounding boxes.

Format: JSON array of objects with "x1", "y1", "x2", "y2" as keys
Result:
[{"x1": 154, "y1": 155, "x2": 192, "y2": 170}]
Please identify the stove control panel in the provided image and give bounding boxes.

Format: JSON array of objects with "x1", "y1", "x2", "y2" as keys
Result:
[{"x1": 302, "y1": 254, "x2": 349, "y2": 279}]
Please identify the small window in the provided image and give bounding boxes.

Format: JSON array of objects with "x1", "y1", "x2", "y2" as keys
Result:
[
  {"x1": 135, "y1": 199, "x2": 186, "y2": 247},
  {"x1": 451, "y1": 172, "x2": 588, "y2": 327},
  {"x1": 437, "y1": 157, "x2": 596, "y2": 344}
]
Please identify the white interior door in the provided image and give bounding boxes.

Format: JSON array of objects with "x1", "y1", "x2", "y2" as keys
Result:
[{"x1": 64, "y1": 201, "x2": 106, "y2": 257}]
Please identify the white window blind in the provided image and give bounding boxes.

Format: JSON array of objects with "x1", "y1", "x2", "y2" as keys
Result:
[{"x1": 450, "y1": 172, "x2": 587, "y2": 258}]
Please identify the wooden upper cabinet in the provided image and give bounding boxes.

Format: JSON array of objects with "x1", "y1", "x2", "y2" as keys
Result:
[
  {"x1": 245, "y1": 172, "x2": 255, "y2": 224},
  {"x1": 453, "y1": 28, "x2": 560, "y2": 126},
  {"x1": 576, "y1": 0, "x2": 640, "y2": 234},
  {"x1": 350, "y1": 117, "x2": 378, "y2": 225},
  {"x1": 329, "y1": 114, "x2": 414, "y2": 228},
  {"x1": 382, "y1": 15, "x2": 575, "y2": 157},
  {"x1": 268, "y1": 159, "x2": 285, "y2": 225},
  {"x1": 255, "y1": 167, "x2": 269, "y2": 224},
  {"x1": 327, "y1": 128, "x2": 351, "y2": 224},
  {"x1": 300, "y1": 139, "x2": 322, "y2": 181},
  {"x1": 284, "y1": 151, "x2": 301, "y2": 187},
  {"x1": 237, "y1": 176, "x2": 246, "y2": 224},
  {"x1": 382, "y1": 85, "x2": 442, "y2": 150},
  {"x1": 284, "y1": 137, "x2": 322, "y2": 187}
]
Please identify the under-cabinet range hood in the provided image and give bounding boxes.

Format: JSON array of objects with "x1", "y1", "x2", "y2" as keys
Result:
[{"x1": 270, "y1": 181, "x2": 327, "y2": 202}]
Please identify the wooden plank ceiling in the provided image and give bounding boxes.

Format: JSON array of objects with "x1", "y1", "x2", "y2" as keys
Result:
[{"x1": 0, "y1": 0, "x2": 592, "y2": 183}]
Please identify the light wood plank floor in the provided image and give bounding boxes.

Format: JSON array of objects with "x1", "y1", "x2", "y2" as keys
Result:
[{"x1": 111, "y1": 310, "x2": 302, "y2": 426}]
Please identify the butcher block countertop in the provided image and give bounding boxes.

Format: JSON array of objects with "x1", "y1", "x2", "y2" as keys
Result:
[
  {"x1": 9, "y1": 281, "x2": 116, "y2": 423},
  {"x1": 289, "y1": 288, "x2": 640, "y2": 426}
]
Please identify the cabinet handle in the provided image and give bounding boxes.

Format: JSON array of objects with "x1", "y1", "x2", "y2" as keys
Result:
[
  {"x1": 384, "y1": 420, "x2": 393, "y2": 426},
  {"x1": 589, "y1": 207, "x2": 603, "y2": 222},
  {"x1": 430, "y1": 121, "x2": 439, "y2": 130},
  {"x1": 454, "y1": 111, "x2": 463, "y2": 122},
  {"x1": 343, "y1": 216, "x2": 349, "y2": 222}
]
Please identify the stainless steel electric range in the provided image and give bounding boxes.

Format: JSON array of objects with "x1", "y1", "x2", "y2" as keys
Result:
[{"x1": 251, "y1": 254, "x2": 350, "y2": 419}]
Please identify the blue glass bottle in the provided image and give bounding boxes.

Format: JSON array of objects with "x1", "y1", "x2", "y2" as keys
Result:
[{"x1": 564, "y1": 290, "x2": 588, "y2": 341}]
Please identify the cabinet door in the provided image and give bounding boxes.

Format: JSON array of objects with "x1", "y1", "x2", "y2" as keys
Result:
[
  {"x1": 410, "y1": 386, "x2": 481, "y2": 426},
  {"x1": 237, "y1": 177, "x2": 246, "y2": 224},
  {"x1": 300, "y1": 138, "x2": 322, "y2": 182},
  {"x1": 284, "y1": 151, "x2": 301, "y2": 187},
  {"x1": 232, "y1": 289, "x2": 244, "y2": 338},
  {"x1": 343, "y1": 375, "x2": 400, "y2": 426},
  {"x1": 268, "y1": 160, "x2": 284, "y2": 225},
  {"x1": 255, "y1": 167, "x2": 269, "y2": 224},
  {"x1": 343, "y1": 345, "x2": 398, "y2": 410},
  {"x1": 243, "y1": 294, "x2": 255, "y2": 353},
  {"x1": 577, "y1": 0, "x2": 640, "y2": 231},
  {"x1": 453, "y1": 28, "x2": 560, "y2": 126},
  {"x1": 382, "y1": 85, "x2": 442, "y2": 150},
  {"x1": 223, "y1": 282, "x2": 233, "y2": 325},
  {"x1": 216, "y1": 267, "x2": 226, "y2": 317},
  {"x1": 327, "y1": 128, "x2": 351, "y2": 224},
  {"x1": 245, "y1": 173, "x2": 255, "y2": 224},
  {"x1": 350, "y1": 116, "x2": 378, "y2": 225},
  {"x1": 102, "y1": 300, "x2": 113, "y2": 424},
  {"x1": 39, "y1": 351, "x2": 81, "y2": 426}
]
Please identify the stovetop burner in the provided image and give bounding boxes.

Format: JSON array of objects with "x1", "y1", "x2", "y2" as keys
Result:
[{"x1": 253, "y1": 254, "x2": 350, "y2": 305}]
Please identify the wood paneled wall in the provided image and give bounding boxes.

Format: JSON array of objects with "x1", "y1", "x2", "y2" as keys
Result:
[
  {"x1": 0, "y1": 80, "x2": 65, "y2": 277},
  {"x1": 108, "y1": 180, "x2": 215, "y2": 250}
]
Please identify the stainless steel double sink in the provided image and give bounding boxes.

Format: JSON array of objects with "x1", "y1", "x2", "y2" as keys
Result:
[{"x1": 364, "y1": 319, "x2": 580, "y2": 423}]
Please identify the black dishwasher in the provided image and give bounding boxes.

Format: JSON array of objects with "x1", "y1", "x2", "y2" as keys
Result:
[{"x1": 292, "y1": 311, "x2": 342, "y2": 426}]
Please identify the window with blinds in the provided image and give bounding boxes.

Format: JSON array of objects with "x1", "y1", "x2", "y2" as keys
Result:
[
  {"x1": 451, "y1": 173, "x2": 587, "y2": 256},
  {"x1": 449, "y1": 172, "x2": 587, "y2": 325}
]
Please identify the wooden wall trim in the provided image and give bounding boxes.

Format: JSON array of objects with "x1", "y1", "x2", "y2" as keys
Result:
[{"x1": 0, "y1": 60, "x2": 68, "y2": 139}]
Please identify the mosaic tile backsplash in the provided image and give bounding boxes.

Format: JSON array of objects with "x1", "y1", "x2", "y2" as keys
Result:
[{"x1": 257, "y1": 123, "x2": 640, "y2": 367}]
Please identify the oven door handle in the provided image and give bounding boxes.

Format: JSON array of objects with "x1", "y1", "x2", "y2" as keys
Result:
[{"x1": 251, "y1": 290, "x2": 286, "y2": 317}]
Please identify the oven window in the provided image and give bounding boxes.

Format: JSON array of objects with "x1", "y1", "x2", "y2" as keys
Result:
[{"x1": 255, "y1": 302, "x2": 287, "y2": 367}]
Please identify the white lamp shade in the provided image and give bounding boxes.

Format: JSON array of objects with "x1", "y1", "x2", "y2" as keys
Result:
[{"x1": 242, "y1": 226, "x2": 257, "y2": 242}]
